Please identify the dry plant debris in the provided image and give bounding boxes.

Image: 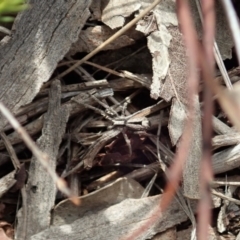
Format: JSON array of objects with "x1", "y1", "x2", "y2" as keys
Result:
[{"x1": 0, "y1": 0, "x2": 239, "y2": 239}]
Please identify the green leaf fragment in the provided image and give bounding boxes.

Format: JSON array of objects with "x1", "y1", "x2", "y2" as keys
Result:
[{"x1": 0, "y1": 0, "x2": 28, "y2": 22}]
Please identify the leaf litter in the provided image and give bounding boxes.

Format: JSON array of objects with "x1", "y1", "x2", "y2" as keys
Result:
[{"x1": 0, "y1": 0, "x2": 240, "y2": 239}]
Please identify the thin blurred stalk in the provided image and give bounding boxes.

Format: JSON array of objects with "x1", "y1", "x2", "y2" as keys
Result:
[
  {"x1": 197, "y1": 0, "x2": 215, "y2": 239},
  {"x1": 159, "y1": 0, "x2": 200, "y2": 211},
  {"x1": 195, "y1": 0, "x2": 232, "y2": 89},
  {"x1": 221, "y1": 0, "x2": 240, "y2": 66},
  {"x1": 122, "y1": 0, "x2": 240, "y2": 239}
]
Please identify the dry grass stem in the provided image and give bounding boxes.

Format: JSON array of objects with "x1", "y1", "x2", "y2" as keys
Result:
[
  {"x1": 54, "y1": 0, "x2": 163, "y2": 80},
  {"x1": 0, "y1": 102, "x2": 79, "y2": 205}
]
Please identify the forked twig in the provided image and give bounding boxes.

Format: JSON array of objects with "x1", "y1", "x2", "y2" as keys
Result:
[{"x1": 212, "y1": 189, "x2": 240, "y2": 205}]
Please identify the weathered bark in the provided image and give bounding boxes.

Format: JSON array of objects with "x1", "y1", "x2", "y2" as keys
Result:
[
  {"x1": 0, "y1": 170, "x2": 16, "y2": 197},
  {"x1": 16, "y1": 81, "x2": 69, "y2": 239},
  {"x1": 0, "y1": 0, "x2": 92, "y2": 129},
  {"x1": 31, "y1": 195, "x2": 192, "y2": 240}
]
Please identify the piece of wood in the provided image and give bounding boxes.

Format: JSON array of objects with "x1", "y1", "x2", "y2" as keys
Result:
[
  {"x1": 212, "y1": 143, "x2": 240, "y2": 174},
  {"x1": 168, "y1": 99, "x2": 186, "y2": 146},
  {"x1": 0, "y1": 88, "x2": 113, "y2": 150},
  {"x1": 0, "y1": 170, "x2": 16, "y2": 198},
  {"x1": 63, "y1": 129, "x2": 121, "y2": 176},
  {"x1": 212, "y1": 132, "x2": 240, "y2": 148},
  {"x1": 0, "y1": 0, "x2": 92, "y2": 130},
  {"x1": 16, "y1": 81, "x2": 69, "y2": 239},
  {"x1": 31, "y1": 195, "x2": 194, "y2": 240},
  {"x1": 53, "y1": 177, "x2": 145, "y2": 226},
  {"x1": 101, "y1": 0, "x2": 141, "y2": 29},
  {"x1": 135, "y1": 139, "x2": 240, "y2": 179},
  {"x1": 38, "y1": 80, "x2": 109, "y2": 97},
  {"x1": 68, "y1": 25, "x2": 142, "y2": 54},
  {"x1": 212, "y1": 116, "x2": 234, "y2": 134}
]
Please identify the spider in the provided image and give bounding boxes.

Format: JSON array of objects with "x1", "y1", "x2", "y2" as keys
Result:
[{"x1": 73, "y1": 92, "x2": 150, "y2": 156}]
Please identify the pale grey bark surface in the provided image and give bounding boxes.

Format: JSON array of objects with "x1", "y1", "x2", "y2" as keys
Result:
[
  {"x1": 183, "y1": 97, "x2": 202, "y2": 199},
  {"x1": 0, "y1": 170, "x2": 16, "y2": 198},
  {"x1": 16, "y1": 81, "x2": 69, "y2": 239},
  {"x1": 0, "y1": 0, "x2": 92, "y2": 129},
  {"x1": 31, "y1": 195, "x2": 192, "y2": 240}
]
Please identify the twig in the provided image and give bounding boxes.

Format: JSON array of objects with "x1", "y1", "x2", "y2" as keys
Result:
[
  {"x1": 212, "y1": 189, "x2": 240, "y2": 205},
  {"x1": 212, "y1": 115, "x2": 234, "y2": 135},
  {"x1": 211, "y1": 181, "x2": 240, "y2": 187},
  {"x1": 197, "y1": 0, "x2": 215, "y2": 238},
  {"x1": 0, "y1": 132, "x2": 27, "y2": 240},
  {"x1": 63, "y1": 129, "x2": 121, "y2": 176},
  {"x1": 54, "y1": 0, "x2": 163, "y2": 80},
  {"x1": 0, "y1": 26, "x2": 11, "y2": 35},
  {"x1": 63, "y1": 59, "x2": 132, "y2": 116},
  {"x1": 38, "y1": 80, "x2": 109, "y2": 97},
  {"x1": 212, "y1": 133, "x2": 240, "y2": 148},
  {"x1": 157, "y1": 111, "x2": 165, "y2": 171},
  {"x1": 159, "y1": 0, "x2": 200, "y2": 211},
  {"x1": 0, "y1": 102, "x2": 79, "y2": 205},
  {"x1": 58, "y1": 60, "x2": 123, "y2": 78},
  {"x1": 141, "y1": 173, "x2": 158, "y2": 198},
  {"x1": 195, "y1": 0, "x2": 232, "y2": 89}
]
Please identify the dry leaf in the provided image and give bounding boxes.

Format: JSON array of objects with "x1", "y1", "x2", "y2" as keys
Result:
[
  {"x1": 138, "y1": 0, "x2": 202, "y2": 199},
  {"x1": 147, "y1": 27, "x2": 172, "y2": 99},
  {"x1": 32, "y1": 195, "x2": 193, "y2": 240},
  {"x1": 137, "y1": 0, "x2": 233, "y2": 101},
  {"x1": 53, "y1": 177, "x2": 145, "y2": 226},
  {"x1": 182, "y1": 97, "x2": 202, "y2": 199},
  {"x1": 168, "y1": 98, "x2": 186, "y2": 146},
  {"x1": 159, "y1": 27, "x2": 188, "y2": 103},
  {"x1": 68, "y1": 25, "x2": 142, "y2": 55},
  {"x1": 139, "y1": 0, "x2": 178, "y2": 27},
  {"x1": 90, "y1": 1, "x2": 102, "y2": 21},
  {"x1": 101, "y1": 0, "x2": 141, "y2": 29},
  {"x1": 168, "y1": 97, "x2": 202, "y2": 199},
  {"x1": 136, "y1": 0, "x2": 178, "y2": 100}
]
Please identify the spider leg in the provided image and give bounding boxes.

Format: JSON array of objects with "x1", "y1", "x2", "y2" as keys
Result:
[
  {"x1": 73, "y1": 99, "x2": 114, "y2": 122},
  {"x1": 87, "y1": 92, "x2": 119, "y2": 117},
  {"x1": 122, "y1": 128, "x2": 132, "y2": 156},
  {"x1": 121, "y1": 99, "x2": 129, "y2": 117},
  {"x1": 112, "y1": 89, "x2": 141, "y2": 115}
]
